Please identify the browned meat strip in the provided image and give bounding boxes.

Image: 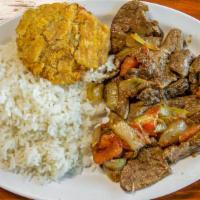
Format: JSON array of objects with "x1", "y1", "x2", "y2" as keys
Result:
[
  {"x1": 153, "y1": 68, "x2": 177, "y2": 89},
  {"x1": 120, "y1": 147, "x2": 170, "y2": 192},
  {"x1": 167, "y1": 95, "x2": 200, "y2": 113},
  {"x1": 169, "y1": 49, "x2": 194, "y2": 77},
  {"x1": 152, "y1": 29, "x2": 184, "y2": 87},
  {"x1": 188, "y1": 111, "x2": 200, "y2": 124},
  {"x1": 164, "y1": 132, "x2": 200, "y2": 164},
  {"x1": 137, "y1": 78, "x2": 189, "y2": 106},
  {"x1": 137, "y1": 87, "x2": 163, "y2": 105},
  {"x1": 164, "y1": 78, "x2": 189, "y2": 99},
  {"x1": 111, "y1": 0, "x2": 163, "y2": 53},
  {"x1": 161, "y1": 29, "x2": 184, "y2": 52},
  {"x1": 189, "y1": 73, "x2": 198, "y2": 84},
  {"x1": 190, "y1": 55, "x2": 200, "y2": 73},
  {"x1": 138, "y1": 29, "x2": 183, "y2": 88},
  {"x1": 189, "y1": 55, "x2": 200, "y2": 93},
  {"x1": 166, "y1": 95, "x2": 200, "y2": 123}
]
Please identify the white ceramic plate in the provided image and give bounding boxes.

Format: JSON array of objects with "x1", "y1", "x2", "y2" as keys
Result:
[{"x1": 0, "y1": 1, "x2": 200, "y2": 200}]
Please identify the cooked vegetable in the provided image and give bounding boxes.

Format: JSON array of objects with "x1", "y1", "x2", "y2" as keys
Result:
[
  {"x1": 155, "y1": 119, "x2": 167, "y2": 133},
  {"x1": 92, "y1": 0, "x2": 200, "y2": 191},
  {"x1": 129, "y1": 105, "x2": 188, "y2": 138},
  {"x1": 159, "y1": 120, "x2": 187, "y2": 147},
  {"x1": 158, "y1": 106, "x2": 189, "y2": 125},
  {"x1": 130, "y1": 33, "x2": 160, "y2": 51},
  {"x1": 142, "y1": 121, "x2": 157, "y2": 136},
  {"x1": 145, "y1": 105, "x2": 160, "y2": 115},
  {"x1": 126, "y1": 35, "x2": 142, "y2": 48},
  {"x1": 115, "y1": 47, "x2": 139, "y2": 63},
  {"x1": 156, "y1": 105, "x2": 188, "y2": 118},
  {"x1": 116, "y1": 96, "x2": 130, "y2": 119},
  {"x1": 157, "y1": 105, "x2": 170, "y2": 117},
  {"x1": 120, "y1": 57, "x2": 139, "y2": 76},
  {"x1": 92, "y1": 126, "x2": 102, "y2": 147},
  {"x1": 124, "y1": 151, "x2": 135, "y2": 159},
  {"x1": 127, "y1": 102, "x2": 149, "y2": 122},
  {"x1": 130, "y1": 122, "x2": 152, "y2": 143},
  {"x1": 108, "y1": 112, "x2": 122, "y2": 127},
  {"x1": 105, "y1": 81, "x2": 118, "y2": 111},
  {"x1": 132, "y1": 116, "x2": 156, "y2": 135},
  {"x1": 87, "y1": 83, "x2": 104, "y2": 103},
  {"x1": 131, "y1": 110, "x2": 158, "y2": 136},
  {"x1": 133, "y1": 114, "x2": 156, "y2": 124},
  {"x1": 105, "y1": 80, "x2": 130, "y2": 120},
  {"x1": 142, "y1": 104, "x2": 184, "y2": 118},
  {"x1": 92, "y1": 133, "x2": 123, "y2": 164},
  {"x1": 119, "y1": 77, "x2": 151, "y2": 98},
  {"x1": 111, "y1": 121, "x2": 145, "y2": 153},
  {"x1": 164, "y1": 131, "x2": 200, "y2": 164},
  {"x1": 103, "y1": 158, "x2": 126, "y2": 171},
  {"x1": 168, "y1": 107, "x2": 189, "y2": 118},
  {"x1": 179, "y1": 125, "x2": 200, "y2": 142},
  {"x1": 121, "y1": 140, "x2": 131, "y2": 150},
  {"x1": 102, "y1": 165, "x2": 121, "y2": 182}
]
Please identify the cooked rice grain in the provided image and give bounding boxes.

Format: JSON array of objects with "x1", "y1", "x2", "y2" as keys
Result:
[{"x1": 0, "y1": 41, "x2": 108, "y2": 181}]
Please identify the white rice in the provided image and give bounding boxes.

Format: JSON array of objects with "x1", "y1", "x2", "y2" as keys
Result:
[
  {"x1": 0, "y1": 40, "x2": 112, "y2": 181},
  {"x1": 83, "y1": 55, "x2": 116, "y2": 83}
]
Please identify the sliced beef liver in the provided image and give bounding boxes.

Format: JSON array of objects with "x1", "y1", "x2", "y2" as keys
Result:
[
  {"x1": 138, "y1": 29, "x2": 183, "y2": 88},
  {"x1": 187, "y1": 111, "x2": 200, "y2": 124},
  {"x1": 137, "y1": 88, "x2": 163, "y2": 105},
  {"x1": 120, "y1": 147, "x2": 170, "y2": 192},
  {"x1": 167, "y1": 95, "x2": 200, "y2": 113},
  {"x1": 137, "y1": 78, "x2": 189, "y2": 106},
  {"x1": 167, "y1": 95, "x2": 200, "y2": 123},
  {"x1": 164, "y1": 132, "x2": 200, "y2": 164},
  {"x1": 189, "y1": 55, "x2": 200, "y2": 92},
  {"x1": 164, "y1": 78, "x2": 189, "y2": 99},
  {"x1": 152, "y1": 29, "x2": 184, "y2": 87},
  {"x1": 161, "y1": 29, "x2": 184, "y2": 53},
  {"x1": 111, "y1": 0, "x2": 163, "y2": 53},
  {"x1": 169, "y1": 49, "x2": 194, "y2": 77},
  {"x1": 189, "y1": 55, "x2": 200, "y2": 73}
]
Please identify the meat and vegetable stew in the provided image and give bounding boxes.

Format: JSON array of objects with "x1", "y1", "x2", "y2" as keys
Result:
[{"x1": 89, "y1": 0, "x2": 200, "y2": 192}]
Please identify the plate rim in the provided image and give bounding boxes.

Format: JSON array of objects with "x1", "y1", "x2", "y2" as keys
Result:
[{"x1": 0, "y1": 1, "x2": 199, "y2": 200}]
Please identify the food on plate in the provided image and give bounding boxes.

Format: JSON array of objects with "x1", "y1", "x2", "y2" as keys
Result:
[
  {"x1": 169, "y1": 49, "x2": 194, "y2": 77},
  {"x1": 120, "y1": 147, "x2": 170, "y2": 192},
  {"x1": 164, "y1": 131, "x2": 200, "y2": 163},
  {"x1": 110, "y1": 0, "x2": 163, "y2": 53},
  {"x1": 189, "y1": 55, "x2": 200, "y2": 93},
  {"x1": 0, "y1": 40, "x2": 109, "y2": 181},
  {"x1": 16, "y1": 3, "x2": 110, "y2": 84},
  {"x1": 91, "y1": 0, "x2": 200, "y2": 192},
  {"x1": 0, "y1": 0, "x2": 200, "y2": 194}
]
